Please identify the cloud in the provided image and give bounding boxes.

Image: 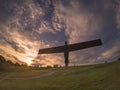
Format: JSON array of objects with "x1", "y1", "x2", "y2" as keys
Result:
[
  {"x1": 115, "y1": 0, "x2": 120, "y2": 30},
  {"x1": 0, "y1": 48, "x2": 24, "y2": 64},
  {"x1": 2, "y1": 0, "x2": 60, "y2": 66},
  {"x1": 97, "y1": 42, "x2": 120, "y2": 62},
  {"x1": 53, "y1": 0, "x2": 120, "y2": 65},
  {"x1": 0, "y1": 0, "x2": 120, "y2": 66},
  {"x1": 0, "y1": 23, "x2": 62, "y2": 66}
]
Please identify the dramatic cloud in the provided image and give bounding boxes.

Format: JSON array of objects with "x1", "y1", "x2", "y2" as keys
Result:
[
  {"x1": 116, "y1": 0, "x2": 120, "y2": 30},
  {"x1": 0, "y1": 0, "x2": 120, "y2": 66}
]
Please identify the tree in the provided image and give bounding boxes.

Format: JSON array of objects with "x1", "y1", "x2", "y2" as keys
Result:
[{"x1": 53, "y1": 64, "x2": 58, "y2": 68}]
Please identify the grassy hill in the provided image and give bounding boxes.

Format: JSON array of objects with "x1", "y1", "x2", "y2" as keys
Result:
[{"x1": 0, "y1": 60, "x2": 120, "y2": 90}]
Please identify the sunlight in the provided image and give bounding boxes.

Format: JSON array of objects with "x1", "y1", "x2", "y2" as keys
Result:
[{"x1": 26, "y1": 60, "x2": 33, "y2": 66}]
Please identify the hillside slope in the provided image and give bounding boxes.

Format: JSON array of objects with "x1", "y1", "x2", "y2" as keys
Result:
[{"x1": 0, "y1": 60, "x2": 120, "y2": 90}]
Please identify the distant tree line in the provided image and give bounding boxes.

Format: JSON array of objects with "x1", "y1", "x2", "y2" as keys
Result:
[{"x1": 0, "y1": 55, "x2": 29, "y2": 72}]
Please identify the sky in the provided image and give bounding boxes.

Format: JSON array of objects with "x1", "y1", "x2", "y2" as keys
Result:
[{"x1": 0, "y1": 0, "x2": 120, "y2": 67}]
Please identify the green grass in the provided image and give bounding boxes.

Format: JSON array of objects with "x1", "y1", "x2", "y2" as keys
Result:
[{"x1": 0, "y1": 60, "x2": 120, "y2": 90}]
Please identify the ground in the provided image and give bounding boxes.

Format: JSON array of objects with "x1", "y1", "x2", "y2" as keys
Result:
[{"x1": 0, "y1": 60, "x2": 120, "y2": 90}]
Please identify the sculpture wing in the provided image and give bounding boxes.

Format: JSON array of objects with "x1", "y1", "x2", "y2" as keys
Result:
[
  {"x1": 38, "y1": 45, "x2": 67, "y2": 54},
  {"x1": 38, "y1": 39, "x2": 102, "y2": 54},
  {"x1": 68, "y1": 39, "x2": 102, "y2": 52}
]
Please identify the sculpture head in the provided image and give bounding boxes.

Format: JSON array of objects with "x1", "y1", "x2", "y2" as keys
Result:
[{"x1": 65, "y1": 41, "x2": 68, "y2": 45}]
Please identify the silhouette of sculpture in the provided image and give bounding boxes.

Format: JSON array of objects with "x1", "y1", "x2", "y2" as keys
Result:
[
  {"x1": 38, "y1": 39, "x2": 102, "y2": 67},
  {"x1": 64, "y1": 41, "x2": 69, "y2": 67}
]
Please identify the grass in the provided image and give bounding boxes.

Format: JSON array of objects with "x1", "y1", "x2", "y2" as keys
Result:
[{"x1": 0, "y1": 60, "x2": 120, "y2": 90}]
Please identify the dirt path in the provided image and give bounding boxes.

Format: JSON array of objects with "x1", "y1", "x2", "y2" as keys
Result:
[
  {"x1": 6, "y1": 68, "x2": 64, "y2": 80},
  {"x1": 9, "y1": 71, "x2": 55, "y2": 80},
  {"x1": 1, "y1": 66, "x2": 96, "y2": 80}
]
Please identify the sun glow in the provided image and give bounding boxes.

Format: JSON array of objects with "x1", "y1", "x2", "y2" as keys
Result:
[{"x1": 26, "y1": 60, "x2": 33, "y2": 66}]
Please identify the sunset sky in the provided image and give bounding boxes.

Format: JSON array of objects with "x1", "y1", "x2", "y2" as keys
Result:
[{"x1": 0, "y1": 0, "x2": 120, "y2": 66}]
